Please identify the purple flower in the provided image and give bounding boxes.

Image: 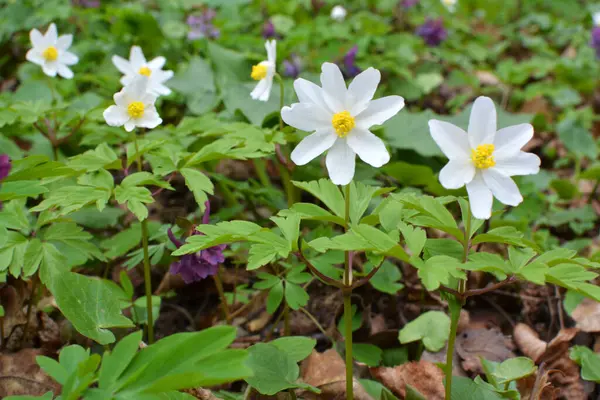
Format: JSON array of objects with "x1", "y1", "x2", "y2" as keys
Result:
[
  {"x1": 262, "y1": 20, "x2": 278, "y2": 39},
  {"x1": 311, "y1": 0, "x2": 325, "y2": 13},
  {"x1": 342, "y1": 45, "x2": 361, "y2": 78},
  {"x1": 401, "y1": 0, "x2": 419, "y2": 8},
  {"x1": 283, "y1": 54, "x2": 302, "y2": 78},
  {"x1": 0, "y1": 155, "x2": 11, "y2": 181},
  {"x1": 591, "y1": 27, "x2": 600, "y2": 59},
  {"x1": 187, "y1": 9, "x2": 220, "y2": 40},
  {"x1": 168, "y1": 201, "x2": 226, "y2": 284},
  {"x1": 416, "y1": 18, "x2": 448, "y2": 47}
]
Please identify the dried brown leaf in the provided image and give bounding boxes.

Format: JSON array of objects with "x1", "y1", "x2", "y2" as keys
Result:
[
  {"x1": 456, "y1": 327, "x2": 515, "y2": 373},
  {"x1": 0, "y1": 349, "x2": 60, "y2": 397},
  {"x1": 571, "y1": 298, "x2": 600, "y2": 332},
  {"x1": 370, "y1": 360, "x2": 445, "y2": 400}
]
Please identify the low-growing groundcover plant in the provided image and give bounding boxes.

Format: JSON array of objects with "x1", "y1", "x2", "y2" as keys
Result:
[{"x1": 1, "y1": 1, "x2": 600, "y2": 400}]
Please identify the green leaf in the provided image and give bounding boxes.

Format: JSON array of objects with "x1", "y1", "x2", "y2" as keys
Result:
[
  {"x1": 471, "y1": 227, "x2": 526, "y2": 247},
  {"x1": 398, "y1": 311, "x2": 450, "y2": 352},
  {"x1": 450, "y1": 376, "x2": 505, "y2": 400},
  {"x1": 492, "y1": 357, "x2": 536, "y2": 384},
  {"x1": 348, "y1": 181, "x2": 379, "y2": 224},
  {"x1": 352, "y1": 343, "x2": 383, "y2": 367},
  {"x1": 132, "y1": 296, "x2": 162, "y2": 325},
  {"x1": 292, "y1": 179, "x2": 345, "y2": 218},
  {"x1": 271, "y1": 214, "x2": 301, "y2": 251},
  {"x1": 68, "y1": 143, "x2": 121, "y2": 172},
  {"x1": 395, "y1": 194, "x2": 462, "y2": 241},
  {"x1": 557, "y1": 117, "x2": 597, "y2": 159},
  {"x1": 245, "y1": 343, "x2": 317, "y2": 395},
  {"x1": 248, "y1": 243, "x2": 280, "y2": 271},
  {"x1": 180, "y1": 168, "x2": 214, "y2": 211},
  {"x1": 284, "y1": 282, "x2": 309, "y2": 310},
  {"x1": 414, "y1": 255, "x2": 465, "y2": 291},
  {"x1": 279, "y1": 203, "x2": 345, "y2": 226},
  {"x1": 398, "y1": 222, "x2": 427, "y2": 256},
  {"x1": 267, "y1": 281, "x2": 284, "y2": 314},
  {"x1": 98, "y1": 331, "x2": 143, "y2": 390},
  {"x1": 114, "y1": 185, "x2": 154, "y2": 221},
  {"x1": 254, "y1": 272, "x2": 280, "y2": 290},
  {"x1": 570, "y1": 346, "x2": 600, "y2": 382},
  {"x1": 116, "y1": 326, "x2": 250, "y2": 392},
  {"x1": 50, "y1": 272, "x2": 133, "y2": 345},
  {"x1": 174, "y1": 221, "x2": 262, "y2": 255},
  {"x1": 270, "y1": 337, "x2": 316, "y2": 362},
  {"x1": 365, "y1": 260, "x2": 404, "y2": 295},
  {"x1": 359, "y1": 379, "x2": 399, "y2": 400}
]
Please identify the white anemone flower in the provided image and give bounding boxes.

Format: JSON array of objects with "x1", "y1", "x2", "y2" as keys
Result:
[
  {"x1": 429, "y1": 96, "x2": 541, "y2": 220},
  {"x1": 593, "y1": 11, "x2": 600, "y2": 26},
  {"x1": 112, "y1": 46, "x2": 173, "y2": 96},
  {"x1": 441, "y1": 0, "x2": 457, "y2": 12},
  {"x1": 103, "y1": 77, "x2": 162, "y2": 132},
  {"x1": 250, "y1": 40, "x2": 276, "y2": 102},
  {"x1": 331, "y1": 5, "x2": 347, "y2": 21},
  {"x1": 283, "y1": 62, "x2": 405, "y2": 185},
  {"x1": 26, "y1": 23, "x2": 78, "y2": 79}
]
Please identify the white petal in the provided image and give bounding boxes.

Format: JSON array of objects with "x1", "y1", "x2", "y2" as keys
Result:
[
  {"x1": 482, "y1": 168, "x2": 523, "y2": 206},
  {"x1": 151, "y1": 83, "x2": 172, "y2": 96},
  {"x1": 56, "y1": 34, "x2": 72, "y2": 50},
  {"x1": 291, "y1": 129, "x2": 337, "y2": 165},
  {"x1": 355, "y1": 95, "x2": 404, "y2": 128},
  {"x1": 103, "y1": 105, "x2": 129, "y2": 127},
  {"x1": 147, "y1": 56, "x2": 166, "y2": 70},
  {"x1": 293, "y1": 78, "x2": 331, "y2": 112},
  {"x1": 124, "y1": 121, "x2": 136, "y2": 132},
  {"x1": 281, "y1": 103, "x2": 331, "y2": 132},
  {"x1": 428, "y1": 120, "x2": 471, "y2": 160},
  {"x1": 127, "y1": 76, "x2": 149, "y2": 99},
  {"x1": 152, "y1": 69, "x2": 174, "y2": 83},
  {"x1": 114, "y1": 90, "x2": 128, "y2": 107},
  {"x1": 42, "y1": 62, "x2": 58, "y2": 77},
  {"x1": 29, "y1": 29, "x2": 46, "y2": 48},
  {"x1": 112, "y1": 55, "x2": 133, "y2": 75},
  {"x1": 59, "y1": 51, "x2": 78, "y2": 66},
  {"x1": 347, "y1": 67, "x2": 380, "y2": 114},
  {"x1": 45, "y1": 23, "x2": 58, "y2": 44},
  {"x1": 251, "y1": 78, "x2": 271, "y2": 102},
  {"x1": 493, "y1": 124, "x2": 533, "y2": 158},
  {"x1": 26, "y1": 49, "x2": 44, "y2": 65},
  {"x1": 129, "y1": 46, "x2": 146, "y2": 68},
  {"x1": 121, "y1": 74, "x2": 135, "y2": 87},
  {"x1": 346, "y1": 129, "x2": 390, "y2": 168},
  {"x1": 258, "y1": 78, "x2": 273, "y2": 101},
  {"x1": 266, "y1": 40, "x2": 277, "y2": 65},
  {"x1": 468, "y1": 96, "x2": 497, "y2": 148},
  {"x1": 320, "y1": 62, "x2": 346, "y2": 112},
  {"x1": 57, "y1": 64, "x2": 74, "y2": 79},
  {"x1": 493, "y1": 152, "x2": 540, "y2": 177},
  {"x1": 438, "y1": 160, "x2": 475, "y2": 189},
  {"x1": 141, "y1": 92, "x2": 158, "y2": 105},
  {"x1": 326, "y1": 139, "x2": 356, "y2": 185},
  {"x1": 137, "y1": 109, "x2": 162, "y2": 130},
  {"x1": 466, "y1": 172, "x2": 493, "y2": 220}
]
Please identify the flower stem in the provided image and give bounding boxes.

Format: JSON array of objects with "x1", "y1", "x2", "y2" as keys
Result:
[
  {"x1": 444, "y1": 203, "x2": 472, "y2": 399},
  {"x1": 274, "y1": 73, "x2": 296, "y2": 207},
  {"x1": 213, "y1": 272, "x2": 232, "y2": 324},
  {"x1": 132, "y1": 131, "x2": 155, "y2": 344},
  {"x1": 343, "y1": 183, "x2": 353, "y2": 400},
  {"x1": 283, "y1": 304, "x2": 291, "y2": 336}
]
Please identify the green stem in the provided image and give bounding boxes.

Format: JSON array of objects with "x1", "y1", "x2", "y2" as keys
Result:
[
  {"x1": 343, "y1": 291, "x2": 353, "y2": 400},
  {"x1": 445, "y1": 299, "x2": 461, "y2": 400},
  {"x1": 213, "y1": 273, "x2": 232, "y2": 324},
  {"x1": 217, "y1": 180, "x2": 238, "y2": 208},
  {"x1": 343, "y1": 184, "x2": 353, "y2": 400},
  {"x1": 253, "y1": 159, "x2": 271, "y2": 188},
  {"x1": 274, "y1": 74, "x2": 296, "y2": 207},
  {"x1": 133, "y1": 131, "x2": 155, "y2": 344},
  {"x1": 445, "y1": 203, "x2": 472, "y2": 399},
  {"x1": 283, "y1": 304, "x2": 290, "y2": 336}
]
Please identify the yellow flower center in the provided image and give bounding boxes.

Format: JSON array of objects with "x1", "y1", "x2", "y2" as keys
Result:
[
  {"x1": 139, "y1": 66, "x2": 152, "y2": 77},
  {"x1": 42, "y1": 46, "x2": 58, "y2": 61},
  {"x1": 471, "y1": 144, "x2": 496, "y2": 169},
  {"x1": 127, "y1": 101, "x2": 145, "y2": 118},
  {"x1": 251, "y1": 64, "x2": 268, "y2": 81},
  {"x1": 332, "y1": 111, "x2": 355, "y2": 138}
]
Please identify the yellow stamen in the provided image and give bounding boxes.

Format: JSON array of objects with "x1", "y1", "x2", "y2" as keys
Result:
[
  {"x1": 139, "y1": 66, "x2": 152, "y2": 77},
  {"x1": 471, "y1": 144, "x2": 496, "y2": 169},
  {"x1": 332, "y1": 111, "x2": 355, "y2": 138},
  {"x1": 42, "y1": 46, "x2": 58, "y2": 61},
  {"x1": 127, "y1": 101, "x2": 145, "y2": 118},
  {"x1": 251, "y1": 64, "x2": 268, "y2": 81}
]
